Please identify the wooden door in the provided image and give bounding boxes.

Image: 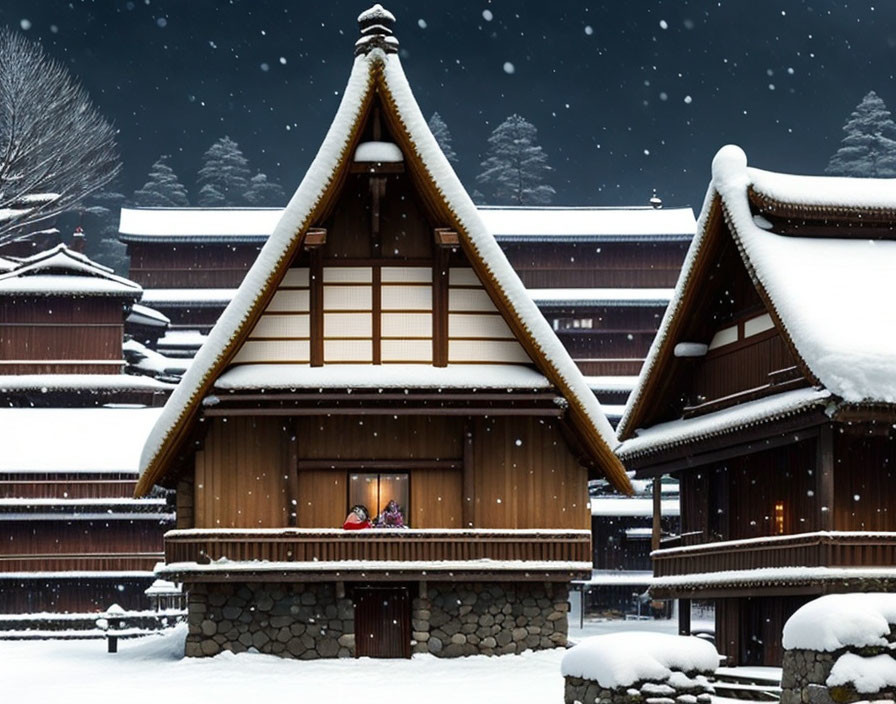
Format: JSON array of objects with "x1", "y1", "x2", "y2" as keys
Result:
[{"x1": 353, "y1": 586, "x2": 411, "y2": 658}]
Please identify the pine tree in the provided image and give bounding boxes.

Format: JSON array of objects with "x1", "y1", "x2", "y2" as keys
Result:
[
  {"x1": 826, "y1": 91, "x2": 896, "y2": 178},
  {"x1": 244, "y1": 172, "x2": 287, "y2": 206},
  {"x1": 428, "y1": 112, "x2": 458, "y2": 164},
  {"x1": 197, "y1": 136, "x2": 252, "y2": 206},
  {"x1": 81, "y1": 188, "x2": 129, "y2": 273},
  {"x1": 133, "y1": 156, "x2": 189, "y2": 207},
  {"x1": 476, "y1": 114, "x2": 556, "y2": 205}
]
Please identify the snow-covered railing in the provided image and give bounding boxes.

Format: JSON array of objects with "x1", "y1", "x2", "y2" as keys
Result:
[
  {"x1": 163, "y1": 528, "x2": 591, "y2": 572},
  {"x1": 652, "y1": 531, "x2": 896, "y2": 578}
]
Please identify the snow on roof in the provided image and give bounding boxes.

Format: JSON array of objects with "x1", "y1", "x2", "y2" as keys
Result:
[
  {"x1": 118, "y1": 206, "x2": 695, "y2": 243},
  {"x1": 0, "y1": 245, "x2": 141, "y2": 298},
  {"x1": 590, "y1": 497, "x2": 679, "y2": 518},
  {"x1": 617, "y1": 388, "x2": 831, "y2": 459},
  {"x1": 618, "y1": 145, "x2": 896, "y2": 437},
  {"x1": 573, "y1": 569, "x2": 653, "y2": 586},
  {"x1": 0, "y1": 407, "x2": 163, "y2": 472},
  {"x1": 139, "y1": 288, "x2": 238, "y2": 306},
  {"x1": 119, "y1": 207, "x2": 284, "y2": 241},
  {"x1": 561, "y1": 632, "x2": 720, "y2": 686},
  {"x1": 137, "y1": 39, "x2": 627, "y2": 495},
  {"x1": 529, "y1": 288, "x2": 674, "y2": 306},
  {"x1": 782, "y1": 593, "x2": 896, "y2": 652},
  {"x1": 0, "y1": 255, "x2": 20, "y2": 272},
  {"x1": 127, "y1": 303, "x2": 170, "y2": 327},
  {"x1": 477, "y1": 206, "x2": 696, "y2": 240},
  {"x1": 585, "y1": 376, "x2": 639, "y2": 393},
  {"x1": 0, "y1": 374, "x2": 173, "y2": 393},
  {"x1": 651, "y1": 566, "x2": 896, "y2": 591},
  {"x1": 213, "y1": 363, "x2": 553, "y2": 391},
  {"x1": 354, "y1": 140, "x2": 403, "y2": 162}
]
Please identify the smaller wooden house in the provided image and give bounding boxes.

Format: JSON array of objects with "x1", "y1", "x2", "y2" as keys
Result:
[
  {"x1": 136, "y1": 5, "x2": 629, "y2": 660},
  {"x1": 617, "y1": 145, "x2": 896, "y2": 666}
]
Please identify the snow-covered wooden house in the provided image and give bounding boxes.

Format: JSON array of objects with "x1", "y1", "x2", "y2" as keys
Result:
[
  {"x1": 0, "y1": 243, "x2": 174, "y2": 621},
  {"x1": 617, "y1": 145, "x2": 896, "y2": 666},
  {"x1": 135, "y1": 5, "x2": 629, "y2": 659}
]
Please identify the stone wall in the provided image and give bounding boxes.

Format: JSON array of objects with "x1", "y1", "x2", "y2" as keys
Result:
[
  {"x1": 412, "y1": 581, "x2": 569, "y2": 657},
  {"x1": 184, "y1": 579, "x2": 570, "y2": 659},
  {"x1": 781, "y1": 648, "x2": 896, "y2": 704},
  {"x1": 564, "y1": 675, "x2": 713, "y2": 704},
  {"x1": 185, "y1": 582, "x2": 355, "y2": 659}
]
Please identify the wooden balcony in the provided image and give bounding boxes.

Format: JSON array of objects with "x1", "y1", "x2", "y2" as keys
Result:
[
  {"x1": 163, "y1": 528, "x2": 592, "y2": 582},
  {"x1": 0, "y1": 552, "x2": 163, "y2": 572},
  {"x1": 652, "y1": 531, "x2": 896, "y2": 596}
]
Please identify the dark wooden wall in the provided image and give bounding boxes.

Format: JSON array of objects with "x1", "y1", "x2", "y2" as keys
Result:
[
  {"x1": 127, "y1": 242, "x2": 263, "y2": 288},
  {"x1": 834, "y1": 431, "x2": 896, "y2": 531},
  {"x1": 0, "y1": 297, "x2": 125, "y2": 374},
  {"x1": 190, "y1": 413, "x2": 588, "y2": 531}
]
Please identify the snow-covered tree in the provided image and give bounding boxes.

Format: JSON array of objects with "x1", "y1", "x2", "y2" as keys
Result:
[
  {"x1": 244, "y1": 172, "x2": 287, "y2": 206},
  {"x1": 476, "y1": 114, "x2": 556, "y2": 205},
  {"x1": 0, "y1": 28, "x2": 120, "y2": 248},
  {"x1": 197, "y1": 136, "x2": 251, "y2": 206},
  {"x1": 81, "y1": 188, "x2": 129, "y2": 273},
  {"x1": 133, "y1": 156, "x2": 190, "y2": 207},
  {"x1": 826, "y1": 91, "x2": 896, "y2": 178},
  {"x1": 428, "y1": 112, "x2": 458, "y2": 164}
]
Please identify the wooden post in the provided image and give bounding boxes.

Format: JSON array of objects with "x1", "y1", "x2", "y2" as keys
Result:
[
  {"x1": 462, "y1": 419, "x2": 475, "y2": 528},
  {"x1": 310, "y1": 250, "x2": 323, "y2": 367},
  {"x1": 678, "y1": 598, "x2": 691, "y2": 635},
  {"x1": 372, "y1": 265, "x2": 382, "y2": 365},
  {"x1": 287, "y1": 420, "x2": 299, "y2": 528},
  {"x1": 652, "y1": 476, "x2": 662, "y2": 552},
  {"x1": 817, "y1": 424, "x2": 835, "y2": 531},
  {"x1": 432, "y1": 247, "x2": 449, "y2": 367}
]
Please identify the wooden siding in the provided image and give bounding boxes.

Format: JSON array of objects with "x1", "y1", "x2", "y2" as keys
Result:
[
  {"x1": 834, "y1": 432, "x2": 896, "y2": 531},
  {"x1": 410, "y1": 469, "x2": 462, "y2": 528},
  {"x1": 194, "y1": 417, "x2": 291, "y2": 528},
  {"x1": 688, "y1": 330, "x2": 800, "y2": 407},
  {"x1": 501, "y1": 241, "x2": 688, "y2": 289},
  {"x1": 0, "y1": 297, "x2": 125, "y2": 373},
  {"x1": 0, "y1": 474, "x2": 137, "y2": 499},
  {"x1": 165, "y1": 528, "x2": 592, "y2": 565},
  {"x1": 127, "y1": 242, "x2": 262, "y2": 289},
  {"x1": 471, "y1": 416, "x2": 589, "y2": 529},
  {"x1": 296, "y1": 469, "x2": 347, "y2": 528}
]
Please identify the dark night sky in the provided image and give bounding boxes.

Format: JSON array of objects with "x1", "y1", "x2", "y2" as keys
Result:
[{"x1": 0, "y1": 0, "x2": 893, "y2": 211}]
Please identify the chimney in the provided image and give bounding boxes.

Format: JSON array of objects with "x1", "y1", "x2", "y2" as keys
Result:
[
  {"x1": 71, "y1": 226, "x2": 86, "y2": 253},
  {"x1": 355, "y1": 4, "x2": 398, "y2": 55}
]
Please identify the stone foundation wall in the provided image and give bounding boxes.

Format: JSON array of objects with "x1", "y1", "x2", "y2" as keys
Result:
[
  {"x1": 184, "y1": 580, "x2": 570, "y2": 659},
  {"x1": 564, "y1": 675, "x2": 713, "y2": 704},
  {"x1": 781, "y1": 648, "x2": 896, "y2": 704},
  {"x1": 185, "y1": 582, "x2": 354, "y2": 659},
  {"x1": 412, "y1": 581, "x2": 569, "y2": 657}
]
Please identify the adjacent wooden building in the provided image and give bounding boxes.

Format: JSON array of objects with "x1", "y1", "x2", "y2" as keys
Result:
[
  {"x1": 616, "y1": 145, "x2": 896, "y2": 666},
  {"x1": 0, "y1": 243, "x2": 174, "y2": 621},
  {"x1": 136, "y1": 5, "x2": 630, "y2": 659}
]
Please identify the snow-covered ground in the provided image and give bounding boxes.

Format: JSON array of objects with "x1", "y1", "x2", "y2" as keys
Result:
[{"x1": 2, "y1": 617, "x2": 693, "y2": 702}]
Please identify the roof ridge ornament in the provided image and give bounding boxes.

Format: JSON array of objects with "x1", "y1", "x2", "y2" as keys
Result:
[{"x1": 355, "y1": 4, "x2": 399, "y2": 55}]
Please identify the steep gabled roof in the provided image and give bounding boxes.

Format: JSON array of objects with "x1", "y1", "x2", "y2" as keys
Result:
[
  {"x1": 136, "y1": 14, "x2": 628, "y2": 496},
  {"x1": 619, "y1": 145, "x2": 896, "y2": 440},
  {"x1": 0, "y1": 244, "x2": 142, "y2": 297}
]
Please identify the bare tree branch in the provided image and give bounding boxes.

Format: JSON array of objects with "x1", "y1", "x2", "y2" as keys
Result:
[{"x1": 0, "y1": 27, "x2": 120, "y2": 248}]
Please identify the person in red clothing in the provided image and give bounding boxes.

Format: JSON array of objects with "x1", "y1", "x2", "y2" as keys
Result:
[{"x1": 342, "y1": 504, "x2": 372, "y2": 530}]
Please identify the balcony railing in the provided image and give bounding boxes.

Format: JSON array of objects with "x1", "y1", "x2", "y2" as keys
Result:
[
  {"x1": 163, "y1": 528, "x2": 591, "y2": 579},
  {"x1": 652, "y1": 531, "x2": 896, "y2": 577},
  {"x1": 0, "y1": 552, "x2": 163, "y2": 572}
]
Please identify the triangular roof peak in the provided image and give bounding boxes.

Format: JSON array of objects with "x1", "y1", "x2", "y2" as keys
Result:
[
  {"x1": 136, "y1": 10, "x2": 629, "y2": 496},
  {"x1": 619, "y1": 145, "x2": 896, "y2": 438},
  {"x1": 0, "y1": 243, "x2": 141, "y2": 297}
]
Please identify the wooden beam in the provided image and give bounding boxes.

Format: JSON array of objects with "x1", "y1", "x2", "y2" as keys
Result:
[
  {"x1": 652, "y1": 476, "x2": 662, "y2": 552},
  {"x1": 303, "y1": 227, "x2": 327, "y2": 249},
  {"x1": 434, "y1": 227, "x2": 459, "y2": 247},
  {"x1": 369, "y1": 176, "x2": 387, "y2": 256},
  {"x1": 463, "y1": 419, "x2": 475, "y2": 528},
  {"x1": 310, "y1": 250, "x2": 323, "y2": 366},
  {"x1": 817, "y1": 423, "x2": 835, "y2": 531},
  {"x1": 297, "y1": 459, "x2": 461, "y2": 471},
  {"x1": 208, "y1": 392, "x2": 561, "y2": 404},
  {"x1": 372, "y1": 265, "x2": 382, "y2": 364},
  {"x1": 432, "y1": 247, "x2": 448, "y2": 367},
  {"x1": 287, "y1": 419, "x2": 299, "y2": 528},
  {"x1": 678, "y1": 598, "x2": 691, "y2": 635},
  {"x1": 203, "y1": 407, "x2": 565, "y2": 418}
]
